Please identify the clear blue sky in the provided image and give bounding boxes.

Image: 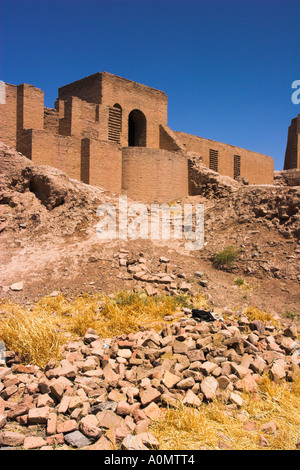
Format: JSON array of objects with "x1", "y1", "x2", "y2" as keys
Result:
[{"x1": 1, "y1": 0, "x2": 299, "y2": 170}]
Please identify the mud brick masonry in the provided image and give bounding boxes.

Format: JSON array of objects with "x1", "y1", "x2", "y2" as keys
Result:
[{"x1": 1, "y1": 72, "x2": 298, "y2": 202}]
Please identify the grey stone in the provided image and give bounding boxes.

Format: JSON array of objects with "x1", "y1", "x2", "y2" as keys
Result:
[{"x1": 64, "y1": 430, "x2": 93, "y2": 448}]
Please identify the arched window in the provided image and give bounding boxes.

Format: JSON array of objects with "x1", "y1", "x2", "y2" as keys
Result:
[{"x1": 128, "y1": 109, "x2": 146, "y2": 147}]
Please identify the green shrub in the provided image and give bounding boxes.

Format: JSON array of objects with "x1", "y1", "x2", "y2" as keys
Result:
[
  {"x1": 212, "y1": 246, "x2": 240, "y2": 268},
  {"x1": 234, "y1": 277, "x2": 245, "y2": 286}
]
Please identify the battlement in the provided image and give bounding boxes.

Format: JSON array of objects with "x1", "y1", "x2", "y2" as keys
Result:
[{"x1": 0, "y1": 73, "x2": 276, "y2": 202}]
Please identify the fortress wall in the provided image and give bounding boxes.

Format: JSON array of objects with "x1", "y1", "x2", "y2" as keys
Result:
[
  {"x1": 28, "y1": 130, "x2": 82, "y2": 180},
  {"x1": 0, "y1": 83, "x2": 18, "y2": 148},
  {"x1": 58, "y1": 72, "x2": 102, "y2": 104},
  {"x1": 159, "y1": 125, "x2": 184, "y2": 152},
  {"x1": 56, "y1": 96, "x2": 109, "y2": 141},
  {"x1": 122, "y1": 147, "x2": 189, "y2": 203},
  {"x1": 174, "y1": 131, "x2": 274, "y2": 184},
  {"x1": 81, "y1": 138, "x2": 122, "y2": 192},
  {"x1": 100, "y1": 73, "x2": 168, "y2": 149},
  {"x1": 44, "y1": 107, "x2": 59, "y2": 134},
  {"x1": 241, "y1": 152, "x2": 274, "y2": 184},
  {"x1": 68, "y1": 97, "x2": 100, "y2": 139},
  {"x1": 17, "y1": 84, "x2": 44, "y2": 131}
]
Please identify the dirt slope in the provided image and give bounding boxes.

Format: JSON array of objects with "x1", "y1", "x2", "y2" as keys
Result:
[{"x1": 0, "y1": 142, "x2": 299, "y2": 322}]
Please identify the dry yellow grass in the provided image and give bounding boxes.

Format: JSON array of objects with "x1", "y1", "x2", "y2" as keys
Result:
[
  {"x1": 0, "y1": 290, "x2": 207, "y2": 367},
  {"x1": 150, "y1": 374, "x2": 300, "y2": 450},
  {"x1": 0, "y1": 300, "x2": 65, "y2": 368},
  {"x1": 242, "y1": 306, "x2": 280, "y2": 326}
]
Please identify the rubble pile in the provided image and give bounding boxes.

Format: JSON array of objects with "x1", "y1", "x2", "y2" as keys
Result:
[{"x1": 0, "y1": 310, "x2": 299, "y2": 450}]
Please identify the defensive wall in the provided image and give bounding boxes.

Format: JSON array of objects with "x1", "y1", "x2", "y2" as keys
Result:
[{"x1": 1, "y1": 72, "x2": 291, "y2": 203}]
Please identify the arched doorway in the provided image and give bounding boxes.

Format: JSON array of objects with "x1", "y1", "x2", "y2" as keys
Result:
[{"x1": 128, "y1": 109, "x2": 146, "y2": 147}]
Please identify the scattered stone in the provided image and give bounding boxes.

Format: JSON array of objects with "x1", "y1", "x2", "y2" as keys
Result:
[
  {"x1": 0, "y1": 431, "x2": 25, "y2": 447},
  {"x1": 121, "y1": 434, "x2": 148, "y2": 450},
  {"x1": 23, "y1": 436, "x2": 47, "y2": 450},
  {"x1": 56, "y1": 419, "x2": 78, "y2": 434},
  {"x1": 9, "y1": 282, "x2": 23, "y2": 291},
  {"x1": 260, "y1": 420, "x2": 277, "y2": 434},
  {"x1": 201, "y1": 376, "x2": 218, "y2": 400},
  {"x1": 159, "y1": 257, "x2": 170, "y2": 263},
  {"x1": 28, "y1": 406, "x2": 50, "y2": 425},
  {"x1": 64, "y1": 430, "x2": 93, "y2": 448},
  {"x1": 0, "y1": 301, "x2": 298, "y2": 451},
  {"x1": 230, "y1": 392, "x2": 243, "y2": 407}
]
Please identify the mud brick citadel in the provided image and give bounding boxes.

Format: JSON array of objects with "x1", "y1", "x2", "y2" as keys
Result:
[{"x1": 0, "y1": 72, "x2": 299, "y2": 202}]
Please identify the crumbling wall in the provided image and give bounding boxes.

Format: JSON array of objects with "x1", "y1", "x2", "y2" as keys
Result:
[
  {"x1": 174, "y1": 130, "x2": 274, "y2": 184},
  {"x1": 274, "y1": 169, "x2": 300, "y2": 187}
]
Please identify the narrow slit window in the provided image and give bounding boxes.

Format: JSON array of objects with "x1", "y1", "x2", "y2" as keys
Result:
[
  {"x1": 209, "y1": 149, "x2": 218, "y2": 172},
  {"x1": 234, "y1": 155, "x2": 241, "y2": 179},
  {"x1": 108, "y1": 104, "x2": 122, "y2": 144}
]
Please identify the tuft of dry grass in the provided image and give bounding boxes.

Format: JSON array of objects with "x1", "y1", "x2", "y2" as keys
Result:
[
  {"x1": 0, "y1": 300, "x2": 65, "y2": 368},
  {"x1": 242, "y1": 306, "x2": 279, "y2": 326}
]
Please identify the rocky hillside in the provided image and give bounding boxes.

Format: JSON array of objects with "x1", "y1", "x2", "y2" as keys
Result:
[{"x1": 0, "y1": 141, "x2": 299, "y2": 318}]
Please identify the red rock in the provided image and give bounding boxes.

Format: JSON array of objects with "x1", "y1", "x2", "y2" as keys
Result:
[
  {"x1": 176, "y1": 377, "x2": 195, "y2": 390},
  {"x1": 173, "y1": 340, "x2": 188, "y2": 355},
  {"x1": 79, "y1": 415, "x2": 102, "y2": 440},
  {"x1": 122, "y1": 434, "x2": 148, "y2": 450},
  {"x1": 46, "y1": 433, "x2": 64, "y2": 446},
  {"x1": 200, "y1": 376, "x2": 218, "y2": 400},
  {"x1": 138, "y1": 432, "x2": 159, "y2": 449},
  {"x1": 143, "y1": 402, "x2": 161, "y2": 421},
  {"x1": 23, "y1": 436, "x2": 47, "y2": 450},
  {"x1": 28, "y1": 406, "x2": 50, "y2": 424},
  {"x1": 270, "y1": 360, "x2": 286, "y2": 382},
  {"x1": 11, "y1": 364, "x2": 37, "y2": 374},
  {"x1": 259, "y1": 434, "x2": 270, "y2": 447},
  {"x1": 182, "y1": 389, "x2": 201, "y2": 407},
  {"x1": 231, "y1": 363, "x2": 250, "y2": 379},
  {"x1": 243, "y1": 421, "x2": 257, "y2": 431},
  {"x1": 0, "y1": 414, "x2": 7, "y2": 429},
  {"x1": 57, "y1": 419, "x2": 78, "y2": 434},
  {"x1": 260, "y1": 420, "x2": 277, "y2": 434},
  {"x1": 134, "y1": 419, "x2": 149, "y2": 434},
  {"x1": 116, "y1": 401, "x2": 131, "y2": 416},
  {"x1": 0, "y1": 430, "x2": 25, "y2": 447},
  {"x1": 0, "y1": 384, "x2": 18, "y2": 399},
  {"x1": 83, "y1": 435, "x2": 114, "y2": 450},
  {"x1": 139, "y1": 387, "x2": 161, "y2": 406},
  {"x1": 46, "y1": 412, "x2": 57, "y2": 436},
  {"x1": 163, "y1": 370, "x2": 181, "y2": 388},
  {"x1": 0, "y1": 397, "x2": 5, "y2": 414},
  {"x1": 96, "y1": 410, "x2": 123, "y2": 429},
  {"x1": 6, "y1": 403, "x2": 30, "y2": 420}
]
